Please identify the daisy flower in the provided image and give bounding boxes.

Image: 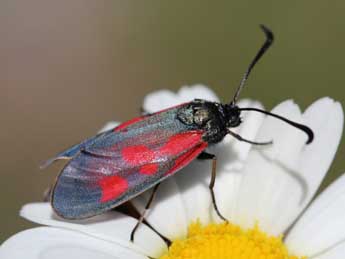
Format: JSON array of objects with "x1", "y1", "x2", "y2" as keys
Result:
[{"x1": 1, "y1": 85, "x2": 343, "y2": 259}]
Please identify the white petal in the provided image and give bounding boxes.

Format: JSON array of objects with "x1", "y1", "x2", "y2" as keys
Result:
[
  {"x1": 279, "y1": 98, "x2": 343, "y2": 236},
  {"x1": 0, "y1": 227, "x2": 147, "y2": 259},
  {"x1": 174, "y1": 159, "x2": 212, "y2": 225},
  {"x1": 285, "y1": 173, "x2": 345, "y2": 257},
  {"x1": 131, "y1": 178, "x2": 188, "y2": 240},
  {"x1": 142, "y1": 90, "x2": 178, "y2": 113},
  {"x1": 20, "y1": 203, "x2": 167, "y2": 258},
  {"x1": 211, "y1": 99, "x2": 265, "y2": 222},
  {"x1": 312, "y1": 242, "x2": 345, "y2": 259},
  {"x1": 98, "y1": 121, "x2": 120, "y2": 133},
  {"x1": 178, "y1": 85, "x2": 219, "y2": 103},
  {"x1": 233, "y1": 98, "x2": 343, "y2": 235},
  {"x1": 233, "y1": 100, "x2": 305, "y2": 234},
  {"x1": 143, "y1": 85, "x2": 219, "y2": 113},
  {"x1": 295, "y1": 98, "x2": 343, "y2": 208}
]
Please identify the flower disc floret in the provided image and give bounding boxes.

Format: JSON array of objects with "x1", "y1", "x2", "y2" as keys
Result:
[{"x1": 160, "y1": 222, "x2": 305, "y2": 259}]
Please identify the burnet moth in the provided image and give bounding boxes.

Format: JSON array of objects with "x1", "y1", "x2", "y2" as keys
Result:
[{"x1": 42, "y1": 25, "x2": 314, "y2": 241}]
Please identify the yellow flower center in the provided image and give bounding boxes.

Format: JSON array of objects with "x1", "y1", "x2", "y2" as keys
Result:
[{"x1": 160, "y1": 221, "x2": 305, "y2": 259}]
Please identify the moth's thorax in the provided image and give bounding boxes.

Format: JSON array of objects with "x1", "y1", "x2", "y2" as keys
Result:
[{"x1": 177, "y1": 99, "x2": 241, "y2": 143}]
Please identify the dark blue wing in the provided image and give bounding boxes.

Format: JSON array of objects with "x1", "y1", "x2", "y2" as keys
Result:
[
  {"x1": 40, "y1": 129, "x2": 114, "y2": 169},
  {"x1": 51, "y1": 104, "x2": 208, "y2": 219}
]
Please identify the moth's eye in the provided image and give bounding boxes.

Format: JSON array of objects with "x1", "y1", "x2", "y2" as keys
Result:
[
  {"x1": 228, "y1": 116, "x2": 241, "y2": 127},
  {"x1": 194, "y1": 109, "x2": 210, "y2": 125}
]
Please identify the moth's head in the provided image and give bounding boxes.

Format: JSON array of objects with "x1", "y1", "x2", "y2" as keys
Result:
[{"x1": 223, "y1": 104, "x2": 242, "y2": 128}]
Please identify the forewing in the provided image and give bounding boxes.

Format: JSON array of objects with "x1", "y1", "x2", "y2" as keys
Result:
[
  {"x1": 52, "y1": 105, "x2": 208, "y2": 219},
  {"x1": 40, "y1": 129, "x2": 114, "y2": 169}
]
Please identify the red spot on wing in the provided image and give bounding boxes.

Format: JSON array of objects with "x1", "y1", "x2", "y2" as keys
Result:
[
  {"x1": 160, "y1": 131, "x2": 204, "y2": 156},
  {"x1": 139, "y1": 163, "x2": 159, "y2": 175},
  {"x1": 122, "y1": 130, "x2": 205, "y2": 176},
  {"x1": 98, "y1": 176, "x2": 128, "y2": 203},
  {"x1": 166, "y1": 142, "x2": 208, "y2": 175},
  {"x1": 114, "y1": 116, "x2": 146, "y2": 132},
  {"x1": 122, "y1": 146, "x2": 157, "y2": 175},
  {"x1": 122, "y1": 145, "x2": 155, "y2": 166}
]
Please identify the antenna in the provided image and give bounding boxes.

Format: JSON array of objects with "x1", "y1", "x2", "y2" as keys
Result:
[
  {"x1": 239, "y1": 107, "x2": 314, "y2": 144},
  {"x1": 227, "y1": 25, "x2": 314, "y2": 145},
  {"x1": 231, "y1": 25, "x2": 274, "y2": 105}
]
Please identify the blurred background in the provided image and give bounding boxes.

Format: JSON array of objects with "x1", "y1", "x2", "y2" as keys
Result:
[{"x1": 1, "y1": 1, "x2": 344, "y2": 242}]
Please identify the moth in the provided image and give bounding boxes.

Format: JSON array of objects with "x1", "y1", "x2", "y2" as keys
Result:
[{"x1": 42, "y1": 25, "x2": 313, "y2": 241}]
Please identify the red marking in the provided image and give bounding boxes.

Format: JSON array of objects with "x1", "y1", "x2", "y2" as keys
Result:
[
  {"x1": 122, "y1": 146, "x2": 158, "y2": 175},
  {"x1": 160, "y1": 131, "x2": 204, "y2": 156},
  {"x1": 139, "y1": 163, "x2": 158, "y2": 175},
  {"x1": 166, "y1": 142, "x2": 208, "y2": 175},
  {"x1": 122, "y1": 145, "x2": 155, "y2": 166},
  {"x1": 122, "y1": 130, "x2": 205, "y2": 176},
  {"x1": 114, "y1": 116, "x2": 146, "y2": 132},
  {"x1": 98, "y1": 176, "x2": 128, "y2": 202}
]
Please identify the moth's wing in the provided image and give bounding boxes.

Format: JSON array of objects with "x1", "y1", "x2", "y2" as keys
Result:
[
  {"x1": 52, "y1": 130, "x2": 207, "y2": 219},
  {"x1": 52, "y1": 105, "x2": 208, "y2": 219},
  {"x1": 42, "y1": 104, "x2": 185, "y2": 168},
  {"x1": 41, "y1": 114, "x2": 150, "y2": 169},
  {"x1": 40, "y1": 129, "x2": 114, "y2": 169}
]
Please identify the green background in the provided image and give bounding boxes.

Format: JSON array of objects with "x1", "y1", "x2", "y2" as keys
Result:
[{"x1": 1, "y1": 1, "x2": 345, "y2": 242}]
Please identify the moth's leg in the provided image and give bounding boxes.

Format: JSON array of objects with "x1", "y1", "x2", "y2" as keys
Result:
[
  {"x1": 116, "y1": 202, "x2": 171, "y2": 246},
  {"x1": 227, "y1": 130, "x2": 272, "y2": 145},
  {"x1": 130, "y1": 183, "x2": 161, "y2": 242},
  {"x1": 141, "y1": 219, "x2": 172, "y2": 247},
  {"x1": 198, "y1": 152, "x2": 228, "y2": 221}
]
